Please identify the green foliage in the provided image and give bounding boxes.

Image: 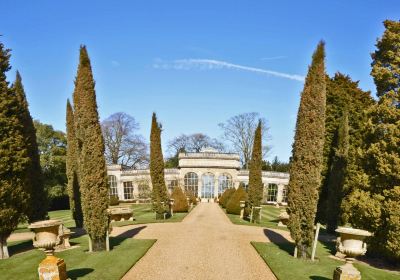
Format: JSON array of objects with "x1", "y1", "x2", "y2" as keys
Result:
[
  {"x1": 149, "y1": 113, "x2": 169, "y2": 219},
  {"x1": 317, "y1": 73, "x2": 374, "y2": 224},
  {"x1": 13, "y1": 72, "x2": 48, "y2": 222},
  {"x1": 287, "y1": 42, "x2": 326, "y2": 258},
  {"x1": 171, "y1": 187, "x2": 189, "y2": 212},
  {"x1": 342, "y1": 20, "x2": 400, "y2": 262},
  {"x1": 219, "y1": 188, "x2": 235, "y2": 208},
  {"x1": 109, "y1": 195, "x2": 119, "y2": 206},
  {"x1": 326, "y1": 112, "x2": 349, "y2": 233},
  {"x1": 185, "y1": 191, "x2": 197, "y2": 205},
  {"x1": 247, "y1": 121, "x2": 263, "y2": 211},
  {"x1": 65, "y1": 100, "x2": 83, "y2": 227},
  {"x1": 72, "y1": 46, "x2": 109, "y2": 251},
  {"x1": 226, "y1": 186, "x2": 248, "y2": 215},
  {"x1": 0, "y1": 42, "x2": 31, "y2": 258},
  {"x1": 262, "y1": 156, "x2": 290, "y2": 172},
  {"x1": 371, "y1": 20, "x2": 400, "y2": 100}
]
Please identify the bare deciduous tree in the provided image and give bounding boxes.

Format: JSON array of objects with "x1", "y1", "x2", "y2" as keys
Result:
[
  {"x1": 101, "y1": 112, "x2": 148, "y2": 168},
  {"x1": 219, "y1": 112, "x2": 270, "y2": 168},
  {"x1": 167, "y1": 133, "x2": 224, "y2": 157}
]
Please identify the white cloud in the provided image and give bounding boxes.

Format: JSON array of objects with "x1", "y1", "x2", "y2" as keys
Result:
[
  {"x1": 153, "y1": 58, "x2": 304, "y2": 82},
  {"x1": 111, "y1": 60, "x2": 120, "y2": 67}
]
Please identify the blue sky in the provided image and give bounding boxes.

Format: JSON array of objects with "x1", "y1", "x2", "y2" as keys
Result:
[{"x1": 2, "y1": 1, "x2": 399, "y2": 161}]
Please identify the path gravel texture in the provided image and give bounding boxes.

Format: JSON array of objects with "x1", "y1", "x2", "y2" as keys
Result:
[{"x1": 114, "y1": 202, "x2": 291, "y2": 280}]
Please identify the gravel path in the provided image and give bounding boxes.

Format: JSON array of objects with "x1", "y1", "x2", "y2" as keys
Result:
[{"x1": 115, "y1": 202, "x2": 290, "y2": 280}]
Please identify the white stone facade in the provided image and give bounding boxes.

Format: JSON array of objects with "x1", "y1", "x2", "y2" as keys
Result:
[{"x1": 107, "y1": 148, "x2": 289, "y2": 204}]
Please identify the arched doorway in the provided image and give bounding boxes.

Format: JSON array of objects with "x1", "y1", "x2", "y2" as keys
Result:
[{"x1": 201, "y1": 173, "x2": 215, "y2": 199}]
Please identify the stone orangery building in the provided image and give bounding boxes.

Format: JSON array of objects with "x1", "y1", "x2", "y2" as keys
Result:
[{"x1": 107, "y1": 148, "x2": 289, "y2": 203}]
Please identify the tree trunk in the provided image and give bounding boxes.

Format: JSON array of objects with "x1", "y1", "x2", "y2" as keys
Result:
[
  {"x1": 91, "y1": 237, "x2": 106, "y2": 252},
  {"x1": 297, "y1": 244, "x2": 308, "y2": 259},
  {"x1": 0, "y1": 235, "x2": 10, "y2": 259}
]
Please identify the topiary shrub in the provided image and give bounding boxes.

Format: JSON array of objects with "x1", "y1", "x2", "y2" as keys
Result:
[
  {"x1": 219, "y1": 188, "x2": 236, "y2": 208},
  {"x1": 109, "y1": 195, "x2": 119, "y2": 206},
  {"x1": 186, "y1": 191, "x2": 197, "y2": 206},
  {"x1": 226, "y1": 186, "x2": 248, "y2": 215},
  {"x1": 171, "y1": 187, "x2": 189, "y2": 212}
]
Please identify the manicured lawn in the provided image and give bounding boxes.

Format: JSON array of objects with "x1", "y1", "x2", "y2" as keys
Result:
[
  {"x1": 225, "y1": 204, "x2": 289, "y2": 231},
  {"x1": 252, "y1": 241, "x2": 400, "y2": 280},
  {"x1": 1, "y1": 235, "x2": 155, "y2": 280},
  {"x1": 14, "y1": 203, "x2": 192, "y2": 233},
  {"x1": 111, "y1": 203, "x2": 193, "y2": 227}
]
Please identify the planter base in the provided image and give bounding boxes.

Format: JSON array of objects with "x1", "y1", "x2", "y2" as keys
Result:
[
  {"x1": 38, "y1": 255, "x2": 67, "y2": 280},
  {"x1": 333, "y1": 261, "x2": 361, "y2": 280}
]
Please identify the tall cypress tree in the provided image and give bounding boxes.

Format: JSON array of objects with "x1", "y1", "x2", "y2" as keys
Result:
[
  {"x1": 12, "y1": 71, "x2": 48, "y2": 222},
  {"x1": 0, "y1": 42, "x2": 30, "y2": 259},
  {"x1": 326, "y1": 112, "x2": 349, "y2": 233},
  {"x1": 247, "y1": 120, "x2": 263, "y2": 220},
  {"x1": 344, "y1": 20, "x2": 400, "y2": 262},
  {"x1": 150, "y1": 113, "x2": 168, "y2": 219},
  {"x1": 66, "y1": 99, "x2": 83, "y2": 228},
  {"x1": 72, "y1": 46, "x2": 108, "y2": 251},
  {"x1": 287, "y1": 42, "x2": 326, "y2": 258}
]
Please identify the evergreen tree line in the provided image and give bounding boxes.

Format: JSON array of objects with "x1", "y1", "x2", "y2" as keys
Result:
[
  {"x1": 0, "y1": 42, "x2": 47, "y2": 259},
  {"x1": 287, "y1": 20, "x2": 399, "y2": 262}
]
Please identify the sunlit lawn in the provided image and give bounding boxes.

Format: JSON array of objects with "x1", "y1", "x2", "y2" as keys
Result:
[
  {"x1": 252, "y1": 240, "x2": 400, "y2": 280},
  {"x1": 225, "y1": 204, "x2": 289, "y2": 231},
  {"x1": 14, "y1": 203, "x2": 192, "y2": 233},
  {"x1": 1, "y1": 235, "x2": 155, "y2": 280}
]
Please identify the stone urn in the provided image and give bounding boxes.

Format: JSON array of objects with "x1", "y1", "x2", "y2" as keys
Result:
[
  {"x1": 169, "y1": 199, "x2": 175, "y2": 216},
  {"x1": 239, "y1": 201, "x2": 246, "y2": 219},
  {"x1": 277, "y1": 210, "x2": 289, "y2": 227},
  {"x1": 29, "y1": 219, "x2": 67, "y2": 280},
  {"x1": 333, "y1": 227, "x2": 372, "y2": 280},
  {"x1": 29, "y1": 219, "x2": 63, "y2": 255}
]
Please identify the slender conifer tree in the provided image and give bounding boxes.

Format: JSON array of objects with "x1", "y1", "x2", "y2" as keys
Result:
[
  {"x1": 66, "y1": 99, "x2": 83, "y2": 228},
  {"x1": 150, "y1": 113, "x2": 169, "y2": 219},
  {"x1": 0, "y1": 42, "x2": 30, "y2": 259},
  {"x1": 287, "y1": 42, "x2": 326, "y2": 258},
  {"x1": 13, "y1": 71, "x2": 48, "y2": 222},
  {"x1": 72, "y1": 46, "x2": 108, "y2": 251},
  {"x1": 247, "y1": 120, "x2": 263, "y2": 221}
]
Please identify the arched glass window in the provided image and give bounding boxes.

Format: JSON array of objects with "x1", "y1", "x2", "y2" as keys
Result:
[
  {"x1": 266, "y1": 183, "x2": 278, "y2": 202},
  {"x1": 123, "y1": 181, "x2": 134, "y2": 200},
  {"x1": 218, "y1": 174, "x2": 232, "y2": 195},
  {"x1": 184, "y1": 172, "x2": 198, "y2": 196},
  {"x1": 202, "y1": 173, "x2": 215, "y2": 199},
  {"x1": 108, "y1": 175, "x2": 118, "y2": 197},
  {"x1": 282, "y1": 185, "x2": 288, "y2": 203}
]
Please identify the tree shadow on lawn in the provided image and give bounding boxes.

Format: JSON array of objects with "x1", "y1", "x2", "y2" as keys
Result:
[
  {"x1": 263, "y1": 228, "x2": 294, "y2": 256},
  {"x1": 68, "y1": 268, "x2": 94, "y2": 279},
  {"x1": 111, "y1": 225, "x2": 147, "y2": 249},
  {"x1": 309, "y1": 276, "x2": 330, "y2": 280},
  {"x1": 8, "y1": 239, "x2": 34, "y2": 256}
]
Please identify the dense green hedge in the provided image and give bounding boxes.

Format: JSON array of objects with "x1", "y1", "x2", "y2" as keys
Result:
[
  {"x1": 226, "y1": 186, "x2": 248, "y2": 215},
  {"x1": 219, "y1": 188, "x2": 236, "y2": 208},
  {"x1": 171, "y1": 187, "x2": 189, "y2": 212}
]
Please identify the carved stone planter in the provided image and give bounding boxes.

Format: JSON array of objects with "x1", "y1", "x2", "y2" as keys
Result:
[
  {"x1": 277, "y1": 210, "x2": 289, "y2": 227},
  {"x1": 107, "y1": 207, "x2": 134, "y2": 222},
  {"x1": 333, "y1": 227, "x2": 372, "y2": 280},
  {"x1": 29, "y1": 219, "x2": 67, "y2": 280}
]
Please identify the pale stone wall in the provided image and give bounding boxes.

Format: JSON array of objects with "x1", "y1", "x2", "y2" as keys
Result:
[{"x1": 106, "y1": 150, "x2": 289, "y2": 203}]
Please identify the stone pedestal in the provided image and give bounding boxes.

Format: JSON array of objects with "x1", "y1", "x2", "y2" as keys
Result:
[
  {"x1": 333, "y1": 260, "x2": 361, "y2": 280},
  {"x1": 38, "y1": 255, "x2": 67, "y2": 280}
]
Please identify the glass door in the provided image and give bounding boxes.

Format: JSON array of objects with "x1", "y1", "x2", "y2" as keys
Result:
[{"x1": 201, "y1": 173, "x2": 215, "y2": 199}]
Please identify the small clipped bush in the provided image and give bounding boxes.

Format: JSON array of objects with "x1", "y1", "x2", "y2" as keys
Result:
[
  {"x1": 171, "y1": 187, "x2": 189, "y2": 212},
  {"x1": 109, "y1": 195, "x2": 119, "y2": 206},
  {"x1": 219, "y1": 188, "x2": 236, "y2": 208},
  {"x1": 186, "y1": 191, "x2": 198, "y2": 206},
  {"x1": 226, "y1": 186, "x2": 248, "y2": 215}
]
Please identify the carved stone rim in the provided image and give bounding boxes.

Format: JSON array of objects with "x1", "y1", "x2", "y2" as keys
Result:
[
  {"x1": 335, "y1": 227, "x2": 372, "y2": 237},
  {"x1": 28, "y1": 219, "x2": 62, "y2": 229}
]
